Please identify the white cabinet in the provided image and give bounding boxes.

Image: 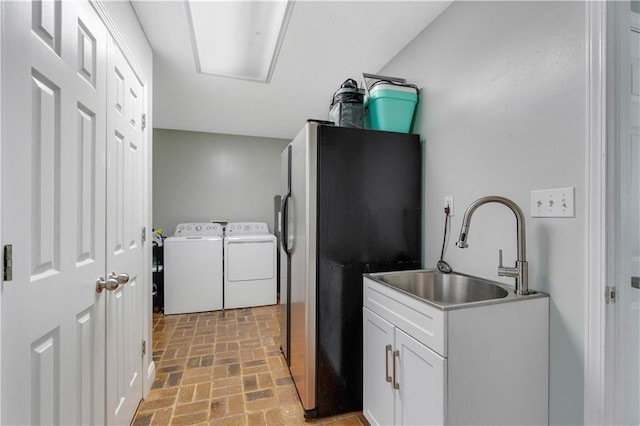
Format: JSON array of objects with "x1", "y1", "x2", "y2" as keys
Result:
[
  {"x1": 363, "y1": 276, "x2": 549, "y2": 426},
  {"x1": 364, "y1": 305, "x2": 445, "y2": 425},
  {"x1": 394, "y1": 327, "x2": 445, "y2": 425},
  {"x1": 363, "y1": 308, "x2": 395, "y2": 425}
]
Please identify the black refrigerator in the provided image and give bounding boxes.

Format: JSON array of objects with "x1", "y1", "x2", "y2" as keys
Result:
[{"x1": 279, "y1": 120, "x2": 422, "y2": 418}]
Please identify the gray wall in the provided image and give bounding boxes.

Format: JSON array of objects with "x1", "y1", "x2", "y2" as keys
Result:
[
  {"x1": 153, "y1": 129, "x2": 289, "y2": 235},
  {"x1": 380, "y1": 2, "x2": 585, "y2": 424}
]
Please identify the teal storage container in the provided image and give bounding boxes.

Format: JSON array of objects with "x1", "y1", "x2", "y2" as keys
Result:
[{"x1": 364, "y1": 80, "x2": 418, "y2": 133}]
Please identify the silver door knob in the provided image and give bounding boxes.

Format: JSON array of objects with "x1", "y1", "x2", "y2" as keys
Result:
[
  {"x1": 96, "y1": 276, "x2": 119, "y2": 293},
  {"x1": 110, "y1": 272, "x2": 130, "y2": 285}
]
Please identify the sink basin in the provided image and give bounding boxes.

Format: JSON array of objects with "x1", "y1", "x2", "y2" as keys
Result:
[{"x1": 373, "y1": 270, "x2": 509, "y2": 305}]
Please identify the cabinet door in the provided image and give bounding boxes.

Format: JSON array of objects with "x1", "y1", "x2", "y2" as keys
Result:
[
  {"x1": 363, "y1": 308, "x2": 396, "y2": 426},
  {"x1": 394, "y1": 328, "x2": 446, "y2": 426}
]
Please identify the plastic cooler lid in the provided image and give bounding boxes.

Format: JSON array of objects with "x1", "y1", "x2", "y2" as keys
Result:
[{"x1": 369, "y1": 82, "x2": 418, "y2": 94}]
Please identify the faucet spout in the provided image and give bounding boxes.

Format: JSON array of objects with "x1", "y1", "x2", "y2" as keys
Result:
[
  {"x1": 456, "y1": 224, "x2": 470, "y2": 248},
  {"x1": 456, "y1": 196, "x2": 529, "y2": 295}
]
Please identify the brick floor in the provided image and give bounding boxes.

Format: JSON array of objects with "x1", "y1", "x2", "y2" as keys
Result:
[{"x1": 132, "y1": 305, "x2": 368, "y2": 425}]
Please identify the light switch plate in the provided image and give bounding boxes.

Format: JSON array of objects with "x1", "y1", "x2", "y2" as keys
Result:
[{"x1": 531, "y1": 187, "x2": 575, "y2": 218}]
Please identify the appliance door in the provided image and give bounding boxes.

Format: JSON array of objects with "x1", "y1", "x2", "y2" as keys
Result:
[
  {"x1": 227, "y1": 240, "x2": 275, "y2": 281},
  {"x1": 279, "y1": 145, "x2": 292, "y2": 363},
  {"x1": 288, "y1": 123, "x2": 318, "y2": 414},
  {"x1": 164, "y1": 237, "x2": 223, "y2": 314},
  {"x1": 314, "y1": 124, "x2": 422, "y2": 417}
]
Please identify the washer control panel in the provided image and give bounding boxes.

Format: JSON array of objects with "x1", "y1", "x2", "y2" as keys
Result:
[
  {"x1": 173, "y1": 222, "x2": 223, "y2": 237},
  {"x1": 225, "y1": 222, "x2": 270, "y2": 236}
]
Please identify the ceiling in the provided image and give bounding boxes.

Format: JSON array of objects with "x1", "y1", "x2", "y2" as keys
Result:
[{"x1": 131, "y1": 1, "x2": 453, "y2": 140}]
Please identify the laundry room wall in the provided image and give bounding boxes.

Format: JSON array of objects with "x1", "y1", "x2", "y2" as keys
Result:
[
  {"x1": 378, "y1": 1, "x2": 586, "y2": 424},
  {"x1": 153, "y1": 129, "x2": 289, "y2": 235}
]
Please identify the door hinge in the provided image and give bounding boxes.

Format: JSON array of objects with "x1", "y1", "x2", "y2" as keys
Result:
[
  {"x1": 142, "y1": 226, "x2": 147, "y2": 244},
  {"x1": 142, "y1": 339, "x2": 147, "y2": 357},
  {"x1": 3, "y1": 244, "x2": 12, "y2": 281},
  {"x1": 606, "y1": 285, "x2": 617, "y2": 304},
  {"x1": 141, "y1": 113, "x2": 146, "y2": 130}
]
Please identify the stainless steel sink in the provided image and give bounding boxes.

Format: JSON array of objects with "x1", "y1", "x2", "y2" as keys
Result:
[{"x1": 371, "y1": 270, "x2": 510, "y2": 306}]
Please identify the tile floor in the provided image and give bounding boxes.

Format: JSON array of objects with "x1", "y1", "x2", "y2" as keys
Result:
[{"x1": 132, "y1": 305, "x2": 368, "y2": 425}]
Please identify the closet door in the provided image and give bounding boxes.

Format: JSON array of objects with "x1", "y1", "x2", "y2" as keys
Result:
[
  {"x1": 104, "y1": 36, "x2": 145, "y2": 425},
  {"x1": 1, "y1": 1, "x2": 107, "y2": 424}
]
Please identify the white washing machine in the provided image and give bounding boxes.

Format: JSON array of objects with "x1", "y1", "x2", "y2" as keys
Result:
[
  {"x1": 224, "y1": 222, "x2": 277, "y2": 309},
  {"x1": 164, "y1": 222, "x2": 224, "y2": 315}
]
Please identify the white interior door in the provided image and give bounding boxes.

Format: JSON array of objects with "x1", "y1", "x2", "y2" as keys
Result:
[
  {"x1": 105, "y1": 36, "x2": 145, "y2": 425},
  {"x1": 1, "y1": 1, "x2": 107, "y2": 424},
  {"x1": 617, "y1": 12, "x2": 640, "y2": 425}
]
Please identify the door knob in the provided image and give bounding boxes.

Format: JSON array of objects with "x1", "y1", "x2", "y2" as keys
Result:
[
  {"x1": 110, "y1": 272, "x2": 130, "y2": 285},
  {"x1": 96, "y1": 276, "x2": 119, "y2": 293}
]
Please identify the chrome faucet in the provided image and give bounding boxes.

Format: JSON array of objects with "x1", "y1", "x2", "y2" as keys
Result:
[{"x1": 456, "y1": 196, "x2": 530, "y2": 295}]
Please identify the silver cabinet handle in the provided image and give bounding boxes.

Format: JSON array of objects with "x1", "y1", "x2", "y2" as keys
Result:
[
  {"x1": 385, "y1": 344, "x2": 392, "y2": 383},
  {"x1": 632, "y1": 276, "x2": 640, "y2": 289},
  {"x1": 109, "y1": 272, "x2": 130, "y2": 285},
  {"x1": 96, "y1": 276, "x2": 119, "y2": 293},
  {"x1": 392, "y1": 350, "x2": 400, "y2": 390}
]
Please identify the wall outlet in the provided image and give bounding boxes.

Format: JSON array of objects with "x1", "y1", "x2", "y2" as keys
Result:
[
  {"x1": 444, "y1": 196, "x2": 454, "y2": 216},
  {"x1": 530, "y1": 187, "x2": 575, "y2": 217}
]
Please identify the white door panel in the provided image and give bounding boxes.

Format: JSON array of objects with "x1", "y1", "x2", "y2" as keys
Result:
[
  {"x1": 105, "y1": 36, "x2": 144, "y2": 425},
  {"x1": 2, "y1": 2, "x2": 147, "y2": 424},
  {"x1": 1, "y1": 1, "x2": 107, "y2": 424},
  {"x1": 617, "y1": 19, "x2": 640, "y2": 424}
]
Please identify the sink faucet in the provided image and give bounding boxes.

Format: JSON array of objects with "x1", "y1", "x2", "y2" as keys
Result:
[{"x1": 456, "y1": 196, "x2": 530, "y2": 295}]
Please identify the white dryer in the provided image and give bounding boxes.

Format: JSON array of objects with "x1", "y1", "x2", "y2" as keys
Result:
[
  {"x1": 164, "y1": 222, "x2": 224, "y2": 315},
  {"x1": 224, "y1": 222, "x2": 277, "y2": 309}
]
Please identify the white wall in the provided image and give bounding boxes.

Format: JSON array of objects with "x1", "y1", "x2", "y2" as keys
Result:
[
  {"x1": 153, "y1": 129, "x2": 289, "y2": 235},
  {"x1": 380, "y1": 2, "x2": 586, "y2": 424},
  {"x1": 103, "y1": 1, "x2": 152, "y2": 76}
]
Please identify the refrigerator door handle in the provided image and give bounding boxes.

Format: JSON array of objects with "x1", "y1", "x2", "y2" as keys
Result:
[
  {"x1": 280, "y1": 192, "x2": 292, "y2": 255},
  {"x1": 280, "y1": 144, "x2": 293, "y2": 256}
]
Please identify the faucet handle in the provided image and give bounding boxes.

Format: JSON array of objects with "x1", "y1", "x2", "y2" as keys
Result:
[{"x1": 498, "y1": 249, "x2": 518, "y2": 278}]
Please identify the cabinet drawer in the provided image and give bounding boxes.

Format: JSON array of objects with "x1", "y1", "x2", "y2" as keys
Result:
[{"x1": 364, "y1": 277, "x2": 446, "y2": 357}]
